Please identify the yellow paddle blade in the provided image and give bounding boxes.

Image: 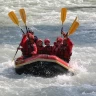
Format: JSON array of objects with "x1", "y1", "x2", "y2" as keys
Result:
[
  {"x1": 68, "y1": 21, "x2": 79, "y2": 36},
  {"x1": 8, "y1": 11, "x2": 19, "y2": 26},
  {"x1": 61, "y1": 8, "x2": 67, "y2": 25},
  {"x1": 19, "y1": 8, "x2": 26, "y2": 24},
  {"x1": 71, "y1": 17, "x2": 78, "y2": 27}
]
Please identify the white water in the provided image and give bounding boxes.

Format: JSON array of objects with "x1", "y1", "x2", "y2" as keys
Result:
[{"x1": 0, "y1": 0, "x2": 96, "y2": 96}]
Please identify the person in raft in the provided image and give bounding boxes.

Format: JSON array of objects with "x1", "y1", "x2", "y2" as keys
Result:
[
  {"x1": 56, "y1": 31, "x2": 73, "y2": 63},
  {"x1": 43, "y1": 38, "x2": 53, "y2": 55},
  {"x1": 52, "y1": 37, "x2": 63, "y2": 55},
  {"x1": 52, "y1": 41, "x2": 58, "y2": 55},
  {"x1": 27, "y1": 28, "x2": 38, "y2": 43},
  {"x1": 18, "y1": 32, "x2": 37, "y2": 59},
  {"x1": 36, "y1": 39, "x2": 44, "y2": 54}
]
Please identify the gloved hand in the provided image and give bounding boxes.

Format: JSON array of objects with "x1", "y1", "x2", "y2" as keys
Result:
[
  {"x1": 17, "y1": 46, "x2": 23, "y2": 50},
  {"x1": 31, "y1": 51, "x2": 36, "y2": 55},
  {"x1": 17, "y1": 47, "x2": 21, "y2": 50}
]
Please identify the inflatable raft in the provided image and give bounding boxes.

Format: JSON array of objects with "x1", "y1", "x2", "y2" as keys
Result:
[{"x1": 15, "y1": 54, "x2": 74, "y2": 77}]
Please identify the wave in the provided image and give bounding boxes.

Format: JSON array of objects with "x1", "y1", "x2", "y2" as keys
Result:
[{"x1": 67, "y1": 5, "x2": 96, "y2": 10}]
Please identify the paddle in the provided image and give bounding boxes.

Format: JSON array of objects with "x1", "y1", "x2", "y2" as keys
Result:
[
  {"x1": 8, "y1": 11, "x2": 25, "y2": 34},
  {"x1": 69, "y1": 16, "x2": 77, "y2": 31},
  {"x1": 68, "y1": 21, "x2": 79, "y2": 36},
  {"x1": 61, "y1": 8, "x2": 67, "y2": 33},
  {"x1": 61, "y1": 8, "x2": 67, "y2": 26},
  {"x1": 12, "y1": 44, "x2": 20, "y2": 61},
  {"x1": 8, "y1": 11, "x2": 25, "y2": 61},
  {"x1": 19, "y1": 8, "x2": 28, "y2": 32}
]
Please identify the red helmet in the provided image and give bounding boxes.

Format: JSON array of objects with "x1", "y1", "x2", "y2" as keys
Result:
[
  {"x1": 54, "y1": 41, "x2": 57, "y2": 46},
  {"x1": 37, "y1": 39, "x2": 43, "y2": 43},
  {"x1": 56, "y1": 37, "x2": 63, "y2": 43},
  {"x1": 44, "y1": 39, "x2": 50, "y2": 44}
]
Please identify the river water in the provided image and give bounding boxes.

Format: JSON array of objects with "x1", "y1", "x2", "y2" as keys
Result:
[{"x1": 0, "y1": 0, "x2": 96, "y2": 96}]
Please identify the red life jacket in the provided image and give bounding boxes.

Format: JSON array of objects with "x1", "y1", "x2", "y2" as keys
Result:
[
  {"x1": 30, "y1": 43, "x2": 37, "y2": 55},
  {"x1": 37, "y1": 46, "x2": 44, "y2": 54},
  {"x1": 20, "y1": 37, "x2": 37, "y2": 57},
  {"x1": 56, "y1": 38, "x2": 73, "y2": 62},
  {"x1": 21, "y1": 40, "x2": 33, "y2": 56},
  {"x1": 52, "y1": 45, "x2": 58, "y2": 55},
  {"x1": 57, "y1": 44, "x2": 71, "y2": 59},
  {"x1": 43, "y1": 45, "x2": 53, "y2": 55}
]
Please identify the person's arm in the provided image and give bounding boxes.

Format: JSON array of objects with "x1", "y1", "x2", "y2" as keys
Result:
[
  {"x1": 17, "y1": 46, "x2": 23, "y2": 50},
  {"x1": 67, "y1": 38, "x2": 73, "y2": 54},
  {"x1": 61, "y1": 31, "x2": 66, "y2": 37},
  {"x1": 31, "y1": 44, "x2": 37, "y2": 55}
]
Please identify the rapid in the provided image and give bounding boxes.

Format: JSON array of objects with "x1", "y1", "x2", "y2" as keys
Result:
[{"x1": 0, "y1": 0, "x2": 96, "y2": 96}]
